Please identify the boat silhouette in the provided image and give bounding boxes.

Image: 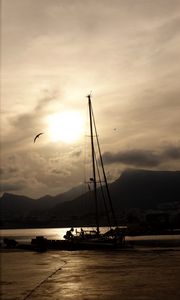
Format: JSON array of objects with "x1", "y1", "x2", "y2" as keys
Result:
[{"x1": 30, "y1": 95, "x2": 127, "y2": 251}]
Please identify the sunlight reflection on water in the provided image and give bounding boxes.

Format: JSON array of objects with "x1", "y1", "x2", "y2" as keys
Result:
[
  {"x1": 1, "y1": 227, "x2": 180, "y2": 243},
  {"x1": 1, "y1": 249, "x2": 180, "y2": 300},
  {"x1": 1, "y1": 228, "x2": 180, "y2": 300}
]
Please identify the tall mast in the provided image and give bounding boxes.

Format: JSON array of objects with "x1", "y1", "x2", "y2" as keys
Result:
[
  {"x1": 92, "y1": 110, "x2": 118, "y2": 227},
  {"x1": 87, "y1": 94, "x2": 99, "y2": 235}
]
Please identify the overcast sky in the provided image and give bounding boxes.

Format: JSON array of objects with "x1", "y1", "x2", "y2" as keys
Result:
[{"x1": 1, "y1": 0, "x2": 180, "y2": 198}]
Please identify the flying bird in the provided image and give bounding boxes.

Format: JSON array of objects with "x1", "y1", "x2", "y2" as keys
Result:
[{"x1": 34, "y1": 132, "x2": 44, "y2": 143}]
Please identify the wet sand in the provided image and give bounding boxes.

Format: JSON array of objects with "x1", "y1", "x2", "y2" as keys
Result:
[{"x1": 1, "y1": 248, "x2": 180, "y2": 300}]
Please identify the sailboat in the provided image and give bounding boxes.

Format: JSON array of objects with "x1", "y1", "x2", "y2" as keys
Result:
[
  {"x1": 62, "y1": 94, "x2": 126, "y2": 249},
  {"x1": 31, "y1": 94, "x2": 127, "y2": 251}
]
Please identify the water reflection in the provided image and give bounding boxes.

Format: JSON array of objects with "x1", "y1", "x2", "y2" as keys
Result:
[
  {"x1": 1, "y1": 244, "x2": 180, "y2": 300},
  {"x1": 30, "y1": 250, "x2": 180, "y2": 300},
  {"x1": 1, "y1": 227, "x2": 180, "y2": 244}
]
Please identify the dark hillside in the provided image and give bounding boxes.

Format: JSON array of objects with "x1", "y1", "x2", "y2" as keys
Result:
[
  {"x1": 1, "y1": 169, "x2": 180, "y2": 228},
  {"x1": 53, "y1": 169, "x2": 180, "y2": 217},
  {"x1": 110, "y1": 169, "x2": 180, "y2": 210}
]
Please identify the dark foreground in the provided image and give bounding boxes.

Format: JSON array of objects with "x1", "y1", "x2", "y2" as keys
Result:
[{"x1": 1, "y1": 247, "x2": 180, "y2": 300}]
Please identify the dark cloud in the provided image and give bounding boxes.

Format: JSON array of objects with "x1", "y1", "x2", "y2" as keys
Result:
[
  {"x1": 158, "y1": 16, "x2": 180, "y2": 44},
  {"x1": 102, "y1": 145, "x2": 180, "y2": 168},
  {"x1": 71, "y1": 150, "x2": 82, "y2": 157},
  {"x1": 8, "y1": 167, "x2": 18, "y2": 174},
  {"x1": 8, "y1": 155, "x2": 16, "y2": 161},
  {"x1": 34, "y1": 90, "x2": 58, "y2": 112},
  {"x1": 0, "y1": 168, "x2": 4, "y2": 175},
  {"x1": 49, "y1": 158, "x2": 61, "y2": 164},
  {"x1": 0, "y1": 164, "x2": 19, "y2": 180},
  {"x1": 11, "y1": 112, "x2": 37, "y2": 130},
  {"x1": 163, "y1": 146, "x2": 180, "y2": 159},
  {"x1": 51, "y1": 169, "x2": 70, "y2": 176},
  {"x1": 1, "y1": 180, "x2": 27, "y2": 193},
  {"x1": 51, "y1": 169, "x2": 63, "y2": 175},
  {"x1": 11, "y1": 90, "x2": 57, "y2": 129},
  {"x1": 102, "y1": 150, "x2": 162, "y2": 167},
  {"x1": 2, "y1": 90, "x2": 59, "y2": 150}
]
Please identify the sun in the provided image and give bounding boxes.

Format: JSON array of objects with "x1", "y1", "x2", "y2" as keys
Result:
[{"x1": 47, "y1": 111, "x2": 84, "y2": 143}]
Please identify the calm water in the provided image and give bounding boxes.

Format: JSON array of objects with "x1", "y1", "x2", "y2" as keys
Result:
[
  {"x1": 1, "y1": 228, "x2": 180, "y2": 300},
  {"x1": 0, "y1": 227, "x2": 110, "y2": 244}
]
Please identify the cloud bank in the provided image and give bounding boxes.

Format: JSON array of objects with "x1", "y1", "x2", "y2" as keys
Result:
[{"x1": 1, "y1": 0, "x2": 180, "y2": 197}]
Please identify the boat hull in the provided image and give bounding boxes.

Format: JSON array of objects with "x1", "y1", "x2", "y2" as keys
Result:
[{"x1": 30, "y1": 237, "x2": 126, "y2": 251}]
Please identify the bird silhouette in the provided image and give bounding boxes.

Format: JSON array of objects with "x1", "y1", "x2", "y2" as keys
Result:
[{"x1": 34, "y1": 133, "x2": 44, "y2": 143}]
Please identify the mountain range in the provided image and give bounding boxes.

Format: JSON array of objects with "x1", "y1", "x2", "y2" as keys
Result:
[{"x1": 1, "y1": 169, "x2": 180, "y2": 228}]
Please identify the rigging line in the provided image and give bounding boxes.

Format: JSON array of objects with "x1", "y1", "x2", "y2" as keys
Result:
[
  {"x1": 91, "y1": 107, "x2": 118, "y2": 227},
  {"x1": 22, "y1": 260, "x2": 67, "y2": 300},
  {"x1": 94, "y1": 151, "x2": 112, "y2": 229}
]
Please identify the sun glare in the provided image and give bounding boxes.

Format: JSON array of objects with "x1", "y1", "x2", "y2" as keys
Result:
[{"x1": 47, "y1": 111, "x2": 84, "y2": 143}]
